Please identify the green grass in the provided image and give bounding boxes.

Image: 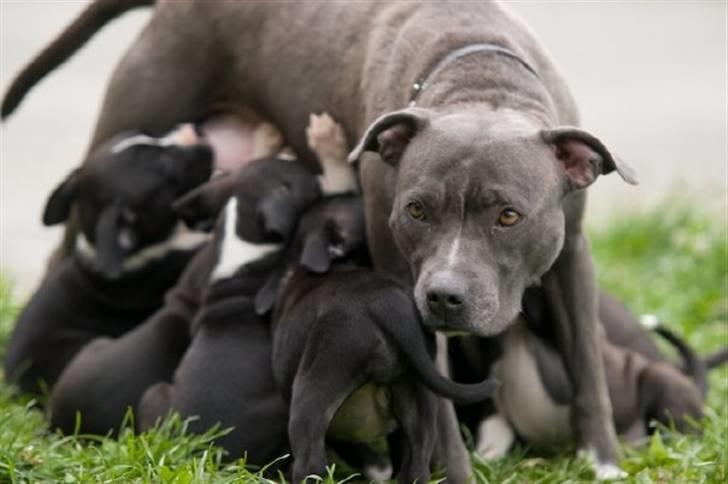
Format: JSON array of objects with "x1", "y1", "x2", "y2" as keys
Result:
[{"x1": 1, "y1": 200, "x2": 726, "y2": 483}]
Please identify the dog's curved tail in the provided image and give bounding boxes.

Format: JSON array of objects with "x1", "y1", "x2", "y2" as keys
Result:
[
  {"x1": 2, "y1": 0, "x2": 154, "y2": 120},
  {"x1": 370, "y1": 295, "x2": 498, "y2": 405},
  {"x1": 652, "y1": 325, "x2": 708, "y2": 397}
]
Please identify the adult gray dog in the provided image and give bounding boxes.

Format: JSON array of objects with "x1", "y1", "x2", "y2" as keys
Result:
[{"x1": 3, "y1": 0, "x2": 638, "y2": 479}]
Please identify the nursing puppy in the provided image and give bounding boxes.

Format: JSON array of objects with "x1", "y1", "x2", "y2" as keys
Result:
[
  {"x1": 134, "y1": 157, "x2": 319, "y2": 463},
  {"x1": 272, "y1": 195, "x2": 498, "y2": 483},
  {"x1": 136, "y1": 115, "x2": 345, "y2": 462},
  {"x1": 472, "y1": 292, "x2": 723, "y2": 460},
  {"x1": 49, "y1": 157, "x2": 319, "y2": 454},
  {"x1": 5, "y1": 125, "x2": 212, "y2": 395}
]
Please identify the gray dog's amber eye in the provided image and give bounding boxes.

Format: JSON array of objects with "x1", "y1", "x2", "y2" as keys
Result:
[
  {"x1": 497, "y1": 208, "x2": 521, "y2": 227},
  {"x1": 406, "y1": 201, "x2": 426, "y2": 221}
]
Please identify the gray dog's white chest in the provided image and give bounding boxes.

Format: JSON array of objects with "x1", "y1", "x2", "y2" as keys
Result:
[{"x1": 493, "y1": 324, "x2": 573, "y2": 447}]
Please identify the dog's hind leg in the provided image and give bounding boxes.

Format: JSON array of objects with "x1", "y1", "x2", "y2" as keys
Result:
[
  {"x1": 389, "y1": 380, "x2": 437, "y2": 484},
  {"x1": 288, "y1": 354, "x2": 365, "y2": 484}
]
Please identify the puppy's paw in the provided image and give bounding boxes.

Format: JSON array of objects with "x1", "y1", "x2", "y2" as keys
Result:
[
  {"x1": 363, "y1": 462, "x2": 393, "y2": 482},
  {"x1": 594, "y1": 463, "x2": 627, "y2": 481},
  {"x1": 578, "y1": 448, "x2": 628, "y2": 481},
  {"x1": 306, "y1": 112, "x2": 347, "y2": 164},
  {"x1": 475, "y1": 413, "x2": 515, "y2": 460}
]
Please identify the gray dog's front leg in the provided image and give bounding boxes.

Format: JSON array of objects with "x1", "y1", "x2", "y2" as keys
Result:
[
  {"x1": 433, "y1": 333, "x2": 472, "y2": 483},
  {"x1": 544, "y1": 234, "x2": 623, "y2": 480}
]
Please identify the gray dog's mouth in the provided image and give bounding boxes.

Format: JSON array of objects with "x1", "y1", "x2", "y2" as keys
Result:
[
  {"x1": 417, "y1": 298, "x2": 513, "y2": 337},
  {"x1": 418, "y1": 303, "x2": 476, "y2": 333}
]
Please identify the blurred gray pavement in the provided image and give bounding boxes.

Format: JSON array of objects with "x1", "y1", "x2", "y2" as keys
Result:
[{"x1": 1, "y1": 1, "x2": 726, "y2": 296}]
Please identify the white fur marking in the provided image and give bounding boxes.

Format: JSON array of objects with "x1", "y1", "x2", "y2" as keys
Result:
[
  {"x1": 111, "y1": 134, "x2": 161, "y2": 154},
  {"x1": 317, "y1": 165, "x2": 358, "y2": 195},
  {"x1": 493, "y1": 323, "x2": 572, "y2": 447},
  {"x1": 110, "y1": 124, "x2": 198, "y2": 154},
  {"x1": 209, "y1": 197, "x2": 281, "y2": 282},
  {"x1": 446, "y1": 236, "x2": 461, "y2": 269},
  {"x1": 578, "y1": 448, "x2": 628, "y2": 480},
  {"x1": 640, "y1": 314, "x2": 659, "y2": 329},
  {"x1": 76, "y1": 223, "x2": 209, "y2": 274},
  {"x1": 306, "y1": 113, "x2": 358, "y2": 194},
  {"x1": 363, "y1": 463, "x2": 393, "y2": 482},
  {"x1": 476, "y1": 413, "x2": 516, "y2": 460}
]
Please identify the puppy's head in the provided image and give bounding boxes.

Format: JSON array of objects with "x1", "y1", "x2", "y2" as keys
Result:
[
  {"x1": 639, "y1": 362, "x2": 704, "y2": 433},
  {"x1": 44, "y1": 124, "x2": 213, "y2": 279},
  {"x1": 291, "y1": 194, "x2": 368, "y2": 274},
  {"x1": 175, "y1": 157, "x2": 321, "y2": 287},
  {"x1": 174, "y1": 156, "x2": 321, "y2": 244}
]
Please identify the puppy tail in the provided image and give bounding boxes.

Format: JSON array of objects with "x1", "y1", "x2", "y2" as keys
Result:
[
  {"x1": 651, "y1": 325, "x2": 708, "y2": 398},
  {"x1": 2, "y1": 0, "x2": 154, "y2": 119},
  {"x1": 373, "y1": 296, "x2": 499, "y2": 405},
  {"x1": 703, "y1": 349, "x2": 728, "y2": 370}
]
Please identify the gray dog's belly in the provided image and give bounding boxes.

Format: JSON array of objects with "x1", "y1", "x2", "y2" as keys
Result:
[{"x1": 494, "y1": 325, "x2": 573, "y2": 448}]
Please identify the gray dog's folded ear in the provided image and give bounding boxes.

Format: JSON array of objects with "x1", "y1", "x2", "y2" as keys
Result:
[
  {"x1": 541, "y1": 127, "x2": 638, "y2": 190},
  {"x1": 43, "y1": 168, "x2": 81, "y2": 226},
  {"x1": 348, "y1": 108, "x2": 432, "y2": 166},
  {"x1": 173, "y1": 173, "x2": 235, "y2": 232}
]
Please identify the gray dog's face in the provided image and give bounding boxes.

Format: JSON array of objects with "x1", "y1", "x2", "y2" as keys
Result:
[{"x1": 351, "y1": 108, "x2": 636, "y2": 336}]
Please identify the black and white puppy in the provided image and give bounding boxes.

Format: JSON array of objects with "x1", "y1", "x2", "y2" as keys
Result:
[
  {"x1": 5, "y1": 125, "x2": 212, "y2": 395},
  {"x1": 49, "y1": 156, "x2": 319, "y2": 451},
  {"x1": 134, "y1": 156, "x2": 320, "y2": 464}
]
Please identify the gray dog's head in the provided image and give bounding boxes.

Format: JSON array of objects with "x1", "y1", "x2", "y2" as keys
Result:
[{"x1": 350, "y1": 108, "x2": 637, "y2": 336}]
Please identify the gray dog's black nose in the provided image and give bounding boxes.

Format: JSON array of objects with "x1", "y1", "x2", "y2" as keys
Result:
[{"x1": 426, "y1": 288, "x2": 464, "y2": 316}]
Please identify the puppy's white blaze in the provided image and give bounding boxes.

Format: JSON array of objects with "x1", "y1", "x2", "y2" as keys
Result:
[
  {"x1": 209, "y1": 197, "x2": 281, "y2": 283},
  {"x1": 476, "y1": 413, "x2": 516, "y2": 460},
  {"x1": 110, "y1": 124, "x2": 199, "y2": 154},
  {"x1": 111, "y1": 134, "x2": 161, "y2": 153},
  {"x1": 76, "y1": 223, "x2": 209, "y2": 274}
]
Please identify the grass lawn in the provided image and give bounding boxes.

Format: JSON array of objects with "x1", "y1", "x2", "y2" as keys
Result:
[{"x1": 0, "y1": 200, "x2": 726, "y2": 483}]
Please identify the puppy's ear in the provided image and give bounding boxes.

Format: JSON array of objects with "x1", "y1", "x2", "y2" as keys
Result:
[
  {"x1": 348, "y1": 108, "x2": 432, "y2": 166},
  {"x1": 173, "y1": 174, "x2": 234, "y2": 231},
  {"x1": 541, "y1": 127, "x2": 638, "y2": 191},
  {"x1": 254, "y1": 267, "x2": 284, "y2": 316},
  {"x1": 257, "y1": 185, "x2": 298, "y2": 241},
  {"x1": 162, "y1": 145, "x2": 215, "y2": 195},
  {"x1": 94, "y1": 203, "x2": 125, "y2": 279},
  {"x1": 299, "y1": 229, "x2": 331, "y2": 274},
  {"x1": 43, "y1": 168, "x2": 81, "y2": 226}
]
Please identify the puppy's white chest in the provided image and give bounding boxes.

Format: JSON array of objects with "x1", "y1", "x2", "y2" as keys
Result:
[{"x1": 494, "y1": 326, "x2": 573, "y2": 447}]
